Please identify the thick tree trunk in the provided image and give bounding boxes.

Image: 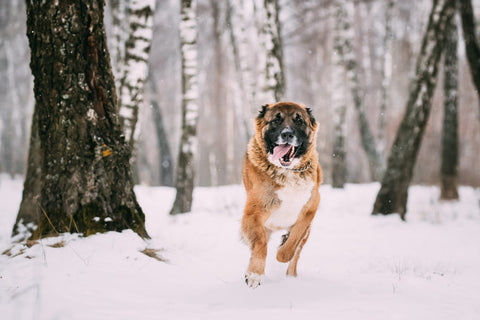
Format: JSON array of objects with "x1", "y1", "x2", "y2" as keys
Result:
[
  {"x1": 333, "y1": 0, "x2": 384, "y2": 181},
  {"x1": 441, "y1": 14, "x2": 459, "y2": 200},
  {"x1": 256, "y1": 0, "x2": 285, "y2": 103},
  {"x1": 18, "y1": 0, "x2": 148, "y2": 239},
  {"x1": 459, "y1": 0, "x2": 480, "y2": 111},
  {"x1": 372, "y1": 0, "x2": 456, "y2": 219},
  {"x1": 170, "y1": 0, "x2": 199, "y2": 215},
  {"x1": 117, "y1": 0, "x2": 155, "y2": 146}
]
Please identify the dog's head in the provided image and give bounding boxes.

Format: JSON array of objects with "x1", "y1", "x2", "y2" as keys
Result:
[{"x1": 255, "y1": 102, "x2": 317, "y2": 169}]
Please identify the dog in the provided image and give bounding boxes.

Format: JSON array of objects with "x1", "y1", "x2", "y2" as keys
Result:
[{"x1": 241, "y1": 101, "x2": 322, "y2": 288}]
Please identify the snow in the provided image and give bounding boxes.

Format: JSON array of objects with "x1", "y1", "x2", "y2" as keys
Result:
[{"x1": 1, "y1": 175, "x2": 480, "y2": 319}]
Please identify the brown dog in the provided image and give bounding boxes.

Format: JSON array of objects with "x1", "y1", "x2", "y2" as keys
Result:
[{"x1": 241, "y1": 102, "x2": 322, "y2": 288}]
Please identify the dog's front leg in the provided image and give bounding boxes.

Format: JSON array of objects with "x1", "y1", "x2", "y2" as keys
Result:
[
  {"x1": 276, "y1": 191, "x2": 319, "y2": 263},
  {"x1": 242, "y1": 213, "x2": 268, "y2": 288}
]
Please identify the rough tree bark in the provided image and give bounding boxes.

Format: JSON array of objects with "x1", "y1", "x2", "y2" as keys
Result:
[
  {"x1": 170, "y1": 0, "x2": 199, "y2": 215},
  {"x1": 256, "y1": 0, "x2": 285, "y2": 103},
  {"x1": 15, "y1": 0, "x2": 149, "y2": 239},
  {"x1": 372, "y1": 0, "x2": 456, "y2": 219},
  {"x1": 440, "y1": 13, "x2": 459, "y2": 200},
  {"x1": 331, "y1": 0, "x2": 348, "y2": 188},
  {"x1": 333, "y1": 0, "x2": 384, "y2": 181},
  {"x1": 117, "y1": 0, "x2": 155, "y2": 146},
  {"x1": 458, "y1": 0, "x2": 480, "y2": 110}
]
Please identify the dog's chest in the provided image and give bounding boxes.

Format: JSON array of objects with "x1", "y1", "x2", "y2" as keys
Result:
[{"x1": 265, "y1": 178, "x2": 314, "y2": 230}]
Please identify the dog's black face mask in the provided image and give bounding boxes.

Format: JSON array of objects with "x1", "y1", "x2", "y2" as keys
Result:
[{"x1": 257, "y1": 103, "x2": 316, "y2": 168}]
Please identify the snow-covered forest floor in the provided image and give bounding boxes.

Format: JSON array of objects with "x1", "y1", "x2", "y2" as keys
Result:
[{"x1": 1, "y1": 175, "x2": 479, "y2": 320}]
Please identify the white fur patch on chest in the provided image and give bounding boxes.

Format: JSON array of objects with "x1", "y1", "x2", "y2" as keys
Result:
[{"x1": 265, "y1": 178, "x2": 314, "y2": 230}]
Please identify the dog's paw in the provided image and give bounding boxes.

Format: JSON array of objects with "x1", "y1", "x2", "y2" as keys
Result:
[{"x1": 244, "y1": 272, "x2": 262, "y2": 288}]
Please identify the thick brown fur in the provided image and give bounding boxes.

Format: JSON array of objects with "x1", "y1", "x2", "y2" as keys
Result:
[{"x1": 241, "y1": 102, "x2": 322, "y2": 288}]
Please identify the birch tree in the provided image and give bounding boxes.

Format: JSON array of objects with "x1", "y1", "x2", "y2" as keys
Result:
[
  {"x1": 117, "y1": 0, "x2": 155, "y2": 146},
  {"x1": 378, "y1": 0, "x2": 395, "y2": 159},
  {"x1": 255, "y1": 0, "x2": 285, "y2": 104},
  {"x1": 458, "y1": 0, "x2": 480, "y2": 110},
  {"x1": 440, "y1": 13, "x2": 459, "y2": 200},
  {"x1": 333, "y1": 0, "x2": 384, "y2": 181},
  {"x1": 170, "y1": 0, "x2": 199, "y2": 215},
  {"x1": 14, "y1": 0, "x2": 149, "y2": 239},
  {"x1": 372, "y1": 0, "x2": 456, "y2": 219},
  {"x1": 331, "y1": 1, "x2": 348, "y2": 188}
]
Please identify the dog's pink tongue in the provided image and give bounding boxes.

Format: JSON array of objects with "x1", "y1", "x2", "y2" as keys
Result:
[{"x1": 272, "y1": 144, "x2": 291, "y2": 161}]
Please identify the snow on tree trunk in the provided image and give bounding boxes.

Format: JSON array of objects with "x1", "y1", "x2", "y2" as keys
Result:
[
  {"x1": 331, "y1": 1, "x2": 348, "y2": 189},
  {"x1": 17, "y1": 0, "x2": 149, "y2": 239},
  {"x1": 333, "y1": 0, "x2": 384, "y2": 181},
  {"x1": 459, "y1": 0, "x2": 480, "y2": 113},
  {"x1": 255, "y1": 0, "x2": 285, "y2": 104},
  {"x1": 441, "y1": 13, "x2": 459, "y2": 200},
  {"x1": 372, "y1": 0, "x2": 456, "y2": 219},
  {"x1": 170, "y1": 0, "x2": 199, "y2": 215},
  {"x1": 117, "y1": 0, "x2": 155, "y2": 146},
  {"x1": 378, "y1": 0, "x2": 395, "y2": 162}
]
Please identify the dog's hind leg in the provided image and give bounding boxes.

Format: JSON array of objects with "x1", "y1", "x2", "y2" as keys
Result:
[{"x1": 286, "y1": 227, "x2": 310, "y2": 277}]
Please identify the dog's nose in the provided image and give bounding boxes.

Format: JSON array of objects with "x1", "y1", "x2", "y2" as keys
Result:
[{"x1": 281, "y1": 129, "x2": 294, "y2": 141}]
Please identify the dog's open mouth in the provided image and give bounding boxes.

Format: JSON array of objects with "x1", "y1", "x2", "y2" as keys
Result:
[{"x1": 272, "y1": 144, "x2": 297, "y2": 166}]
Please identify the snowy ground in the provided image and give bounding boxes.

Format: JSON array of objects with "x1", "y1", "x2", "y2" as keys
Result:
[{"x1": 0, "y1": 175, "x2": 479, "y2": 320}]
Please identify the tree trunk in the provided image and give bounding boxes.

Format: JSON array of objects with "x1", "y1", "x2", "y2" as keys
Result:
[
  {"x1": 372, "y1": 0, "x2": 456, "y2": 219},
  {"x1": 12, "y1": 105, "x2": 41, "y2": 238},
  {"x1": 170, "y1": 0, "x2": 199, "y2": 215},
  {"x1": 256, "y1": 0, "x2": 285, "y2": 103},
  {"x1": 333, "y1": 0, "x2": 384, "y2": 181},
  {"x1": 331, "y1": 0, "x2": 348, "y2": 188},
  {"x1": 117, "y1": 0, "x2": 155, "y2": 146},
  {"x1": 378, "y1": 0, "x2": 395, "y2": 161},
  {"x1": 149, "y1": 72, "x2": 173, "y2": 187},
  {"x1": 440, "y1": 13, "x2": 459, "y2": 200},
  {"x1": 17, "y1": 0, "x2": 149, "y2": 239},
  {"x1": 459, "y1": 0, "x2": 480, "y2": 112},
  {"x1": 226, "y1": 0, "x2": 253, "y2": 143},
  {"x1": 108, "y1": 0, "x2": 129, "y2": 82}
]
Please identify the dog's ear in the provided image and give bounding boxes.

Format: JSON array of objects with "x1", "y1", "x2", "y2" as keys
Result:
[
  {"x1": 257, "y1": 104, "x2": 269, "y2": 119},
  {"x1": 306, "y1": 107, "x2": 316, "y2": 126}
]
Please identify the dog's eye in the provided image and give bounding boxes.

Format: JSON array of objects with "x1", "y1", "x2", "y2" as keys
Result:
[
  {"x1": 294, "y1": 114, "x2": 305, "y2": 126},
  {"x1": 271, "y1": 114, "x2": 283, "y2": 126}
]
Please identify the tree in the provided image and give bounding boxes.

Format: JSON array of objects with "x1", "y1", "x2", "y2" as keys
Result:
[
  {"x1": 440, "y1": 13, "x2": 459, "y2": 200},
  {"x1": 331, "y1": 0, "x2": 348, "y2": 188},
  {"x1": 458, "y1": 0, "x2": 480, "y2": 110},
  {"x1": 170, "y1": 0, "x2": 199, "y2": 215},
  {"x1": 117, "y1": 0, "x2": 156, "y2": 146},
  {"x1": 13, "y1": 0, "x2": 149, "y2": 239},
  {"x1": 378, "y1": 0, "x2": 396, "y2": 159},
  {"x1": 255, "y1": 0, "x2": 285, "y2": 104},
  {"x1": 372, "y1": 0, "x2": 456, "y2": 219},
  {"x1": 332, "y1": 0, "x2": 385, "y2": 181}
]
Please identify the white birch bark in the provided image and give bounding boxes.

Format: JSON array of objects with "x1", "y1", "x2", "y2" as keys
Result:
[
  {"x1": 255, "y1": 0, "x2": 285, "y2": 104},
  {"x1": 334, "y1": 0, "x2": 384, "y2": 181},
  {"x1": 170, "y1": 0, "x2": 199, "y2": 215},
  {"x1": 378, "y1": 0, "x2": 395, "y2": 161},
  {"x1": 117, "y1": 0, "x2": 155, "y2": 146}
]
